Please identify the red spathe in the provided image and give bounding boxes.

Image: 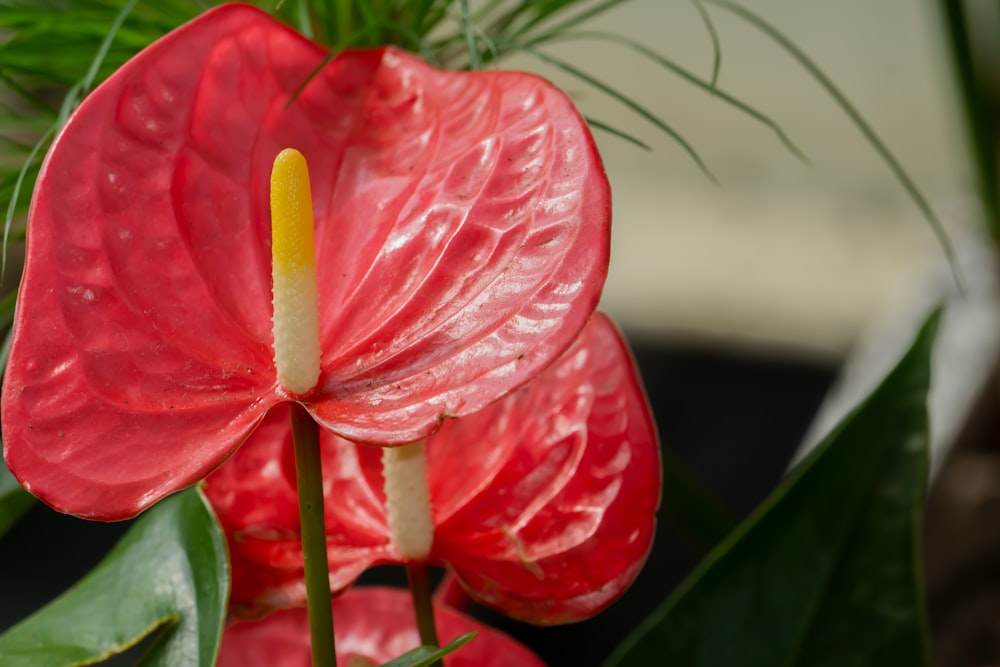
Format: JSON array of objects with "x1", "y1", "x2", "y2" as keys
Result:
[
  {"x1": 2, "y1": 3, "x2": 610, "y2": 520},
  {"x1": 218, "y1": 585, "x2": 548, "y2": 667}
]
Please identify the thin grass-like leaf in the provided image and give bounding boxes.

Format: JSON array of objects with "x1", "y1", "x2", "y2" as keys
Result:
[
  {"x1": 55, "y1": 80, "x2": 85, "y2": 134},
  {"x1": 460, "y1": 0, "x2": 484, "y2": 70},
  {"x1": 411, "y1": 0, "x2": 442, "y2": 32},
  {"x1": 286, "y1": 17, "x2": 446, "y2": 106},
  {"x1": 378, "y1": 633, "x2": 477, "y2": 667},
  {"x1": 2, "y1": 124, "x2": 52, "y2": 279},
  {"x1": 690, "y1": 0, "x2": 720, "y2": 88},
  {"x1": 509, "y1": 0, "x2": 606, "y2": 41},
  {"x1": 506, "y1": 40, "x2": 718, "y2": 183},
  {"x1": 478, "y1": 1, "x2": 525, "y2": 40},
  {"x1": 79, "y1": 0, "x2": 140, "y2": 96},
  {"x1": 290, "y1": 0, "x2": 316, "y2": 39},
  {"x1": 705, "y1": 0, "x2": 962, "y2": 286},
  {"x1": 547, "y1": 30, "x2": 807, "y2": 163},
  {"x1": 471, "y1": 0, "x2": 508, "y2": 24},
  {"x1": 516, "y1": 0, "x2": 636, "y2": 45},
  {"x1": 586, "y1": 117, "x2": 652, "y2": 150},
  {"x1": 354, "y1": 0, "x2": 381, "y2": 44},
  {"x1": 413, "y1": 0, "x2": 453, "y2": 43}
]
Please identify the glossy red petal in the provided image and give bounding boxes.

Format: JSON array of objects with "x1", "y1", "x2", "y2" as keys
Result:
[
  {"x1": 2, "y1": 4, "x2": 609, "y2": 519},
  {"x1": 217, "y1": 586, "x2": 548, "y2": 667},
  {"x1": 205, "y1": 408, "x2": 395, "y2": 616},
  {"x1": 429, "y1": 313, "x2": 660, "y2": 624},
  {"x1": 295, "y1": 45, "x2": 610, "y2": 442},
  {"x1": 208, "y1": 313, "x2": 660, "y2": 624}
]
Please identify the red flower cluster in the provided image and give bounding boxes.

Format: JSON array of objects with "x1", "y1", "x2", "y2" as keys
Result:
[
  {"x1": 206, "y1": 312, "x2": 660, "y2": 624},
  {"x1": 1, "y1": 3, "x2": 661, "y2": 661}
]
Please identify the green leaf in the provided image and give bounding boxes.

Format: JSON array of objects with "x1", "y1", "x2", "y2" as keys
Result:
[
  {"x1": 378, "y1": 632, "x2": 476, "y2": 667},
  {"x1": 605, "y1": 308, "x2": 941, "y2": 667},
  {"x1": 0, "y1": 455, "x2": 33, "y2": 540},
  {"x1": 0, "y1": 487, "x2": 229, "y2": 667},
  {"x1": 0, "y1": 0, "x2": 205, "y2": 232}
]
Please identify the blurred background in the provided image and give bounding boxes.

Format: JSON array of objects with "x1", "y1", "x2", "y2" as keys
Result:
[{"x1": 550, "y1": 0, "x2": 966, "y2": 356}]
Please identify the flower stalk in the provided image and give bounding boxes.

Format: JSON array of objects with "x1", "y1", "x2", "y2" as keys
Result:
[
  {"x1": 290, "y1": 402, "x2": 337, "y2": 666},
  {"x1": 407, "y1": 562, "x2": 441, "y2": 650}
]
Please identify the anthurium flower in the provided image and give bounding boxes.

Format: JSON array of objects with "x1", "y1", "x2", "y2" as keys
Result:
[
  {"x1": 205, "y1": 313, "x2": 661, "y2": 624},
  {"x1": 1, "y1": 3, "x2": 610, "y2": 520},
  {"x1": 218, "y1": 586, "x2": 547, "y2": 667}
]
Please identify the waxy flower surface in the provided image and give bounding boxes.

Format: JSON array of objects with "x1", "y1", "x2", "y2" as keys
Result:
[
  {"x1": 206, "y1": 313, "x2": 661, "y2": 624},
  {"x1": 218, "y1": 586, "x2": 547, "y2": 667},
  {"x1": 1, "y1": 3, "x2": 610, "y2": 519}
]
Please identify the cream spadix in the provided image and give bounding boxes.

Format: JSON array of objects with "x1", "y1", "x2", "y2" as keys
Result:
[
  {"x1": 270, "y1": 148, "x2": 322, "y2": 395},
  {"x1": 383, "y1": 441, "x2": 435, "y2": 560}
]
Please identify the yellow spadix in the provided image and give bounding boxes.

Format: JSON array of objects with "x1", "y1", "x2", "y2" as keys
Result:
[{"x1": 270, "y1": 148, "x2": 321, "y2": 395}]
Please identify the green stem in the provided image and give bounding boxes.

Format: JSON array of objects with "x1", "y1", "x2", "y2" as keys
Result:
[
  {"x1": 407, "y1": 562, "x2": 440, "y2": 651},
  {"x1": 290, "y1": 403, "x2": 337, "y2": 667}
]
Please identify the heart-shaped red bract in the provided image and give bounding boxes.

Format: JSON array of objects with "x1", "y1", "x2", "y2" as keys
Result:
[
  {"x1": 218, "y1": 586, "x2": 547, "y2": 667},
  {"x1": 206, "y1": 313, "x2": 660, "y2": 624},
  {"x1": 1, "y1": 3, "x2": 610, "y2": 520}
]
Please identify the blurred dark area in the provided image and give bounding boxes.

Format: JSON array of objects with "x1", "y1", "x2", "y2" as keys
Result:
[
  {"x1": 0, "y1": 334, "x2": 839, "y2": 666},
  {"x1": 923, "y1": 368, "x2": 1000, "y2": 667}
]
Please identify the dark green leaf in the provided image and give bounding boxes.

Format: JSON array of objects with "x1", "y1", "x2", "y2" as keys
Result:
[
  {"x1": 0, "y1": 289, "x2": 16, "y2": 331},
  {"x1": 378, "y1": 632, "x2": 476, "y2": 667},
  {"x1": 606, "y1": 308, "x2": 941, "y2": 667},
  {"x1": 938, "y1": 0, "x2": 1000, "y2": 236},
  {"x1": 0, "y1": 487, "x2": 229, "y2": 667},
  {"x1": 0, "y1": 455, "x2": 33, "y2": 540}
]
